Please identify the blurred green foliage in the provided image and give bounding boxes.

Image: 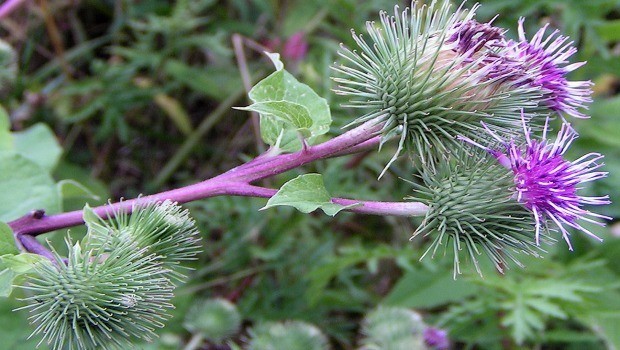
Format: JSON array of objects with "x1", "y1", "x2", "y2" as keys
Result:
[{"x1": 0, "y1": 0, "x2": 619, "y2": 348}]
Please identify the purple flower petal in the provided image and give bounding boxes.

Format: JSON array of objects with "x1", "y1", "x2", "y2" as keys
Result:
[
  {"x1": 504, "y1": 18, "x2": 593, "y2": 118},
  {"x1": 283, "y1": 32, "x2": 308, "y2": 61},
  {"x1": 468, "y1": 114, "x2": 610, "y2": 248},
  {"x1": 424, "y1": 327, "x2": 450, "y2": 350}
]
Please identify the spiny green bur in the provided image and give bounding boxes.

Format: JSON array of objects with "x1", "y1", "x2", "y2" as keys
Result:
[
  {"x1": 409, "y1": 150, "x2": 546, "y2": 276},
  {"x1": 183, "y1": 298, "x2": 241, "y2": 343},
  {"x1": 20, "y1": 201, "x2": 203, "y2": 350},
  {"x1": 247, "y1": 321, "x2": 330, "y2": 350},
  {"x1": 360, "y1": 306, "x2": 428, "y2": 350}
]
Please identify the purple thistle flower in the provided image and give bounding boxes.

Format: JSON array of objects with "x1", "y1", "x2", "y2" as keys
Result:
[
  {"x1": 282, "y1": 32, "x2": 308, "y2": 61},
  {"x1": 445, "y1": 19, "x2": 524, "y2": 84},
  {"x1": 505, "y1": 18, "x2": 593, "y2": 118},
  {"x1": 448, "y1": 18, "x2": 506, "y2": 55},
  {"x1": 424, "y1": 327, "x2": 450, "y2": 350},
  {"x1": 461, "y1": 114, "x2": 610, "y2": 249}
]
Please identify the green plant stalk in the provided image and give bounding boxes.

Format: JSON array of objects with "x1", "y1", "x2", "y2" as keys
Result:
[{"x1": 9, "y1": 119, "x2": 429, "y2": 241}]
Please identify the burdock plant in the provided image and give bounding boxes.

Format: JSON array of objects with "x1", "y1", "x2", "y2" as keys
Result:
[{"x1": 2, "y1": 1, "x2": 610, "y2": 349}]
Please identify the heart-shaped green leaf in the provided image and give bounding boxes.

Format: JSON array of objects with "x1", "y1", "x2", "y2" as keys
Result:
[
  {"x1": 262, "y1": 173, "x2": 357, "y2": 216},
  {"x1": 0, "y1": 223, "x2": 18, "y2": 256},
  {"x1": 0, "y1": 153, "x2": 61, "y2": 222},
  {"x1": 242, "y1": 53, "x2": 331, "y2": 152}
]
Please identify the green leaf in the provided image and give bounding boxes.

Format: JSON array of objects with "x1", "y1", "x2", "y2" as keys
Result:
[
  {"x1": 524, "y1": 299, "x2": 567, "y2": 319},
  {"x1": 384, "y1": 268, "x2": 479, "y2": 308},
  {"x1": 163, "y1": 60, "x2": 242, "y2": 100},
  {"x1": 238, "y1": 101, "x2": 313, "y2": 138},
  {"x1": 154, "y1": 93, "x2": 192, "y2": 135},
  {"x1": 246, "y1": 54, "x2": 331, "y2": 152},
  {"x1": 0, "y1": 105, "x2": 12, "y2": 151},
  {"x1": 54, "y1": 161, "x2": 110, "y2": 211},
  {"x1": 595, "y1": 20, "x2": 620, "y2": 42},
  {"x1": 0, "y1": 105, "x2": 8, "y2": 131},
  {"x1": 502, "y1": 297, "x2": 545, "y2": 345},
  {"x1": 82, "y1": 204, "x2": 109, "y2": 239},
  {"x1": 0, "y1": 298, "x2": 40, "y2": 347},
  {"x1": 0, "y1": 223, "x2": 18, "y2": 256},
  {"x1": 306, "y1": 245, "x2": 404, "y2": 305},
  {"x1": 580, "y1": 97, "x2": 620, "y2": 147},
  {"x1": 57, "y1": 179, "x2": 101, "y2": 201},
  {"x1": 13, "y1": 123, "x2": 62, "y2": 171},
  {"x1": 0, "y1": 153, "x2": 61, "y2": 222},
  {"x1": 0, "y1": 269, "x2": 15, "y2": 297},
  {"x1": 581, "y1": 290, "x2": 620, "y2": 349},
  {"x1": 262, "y1": 174, "x2": 355, "y2": 216},
  {"x1": 0, "y1": 253, "x2": 46, "y2": 274}
]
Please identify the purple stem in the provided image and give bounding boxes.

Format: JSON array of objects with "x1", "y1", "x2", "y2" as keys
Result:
[
  {"x1": 0, "y1": 0, "x2": 27, "y2": 19},
  {"x1": 9, "y1": 119, "x2": 427, "y2": 238},
  {"x1": 224, "y1": 184, "x2": 428, "y2": 216},
  {"x1": 17, "y1": 234, "x2": 56, "y2": 262}
]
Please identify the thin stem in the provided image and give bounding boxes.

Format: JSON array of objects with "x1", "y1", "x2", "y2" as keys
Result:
[
  {"x1": 17, "y1": 234, "x2": 56, "y2": 263},
  {"x1": 331, "y1": 135, "x2": 382, "y2": 158},
  {"x1": 218, "y1": 119, "x2": 384, "y2": 183},
  {"x1": 9, "y1": 180, "x2": 234, "y2": 236},
  {"x1": 182, "y1": 333, "x2": 205, "y2": 350},
  {"x1": 232, "y1": 34, "x2": 264, "y2": 154},
  {"x1": 228, "y1": 183, "x2": 428, "y2": 216},
  {"x1": 0, "y1": 0, "x2": 27, "y2": 19},
  {"x1": 9, "y1": 118, "x2": 427, "y2": 238}
]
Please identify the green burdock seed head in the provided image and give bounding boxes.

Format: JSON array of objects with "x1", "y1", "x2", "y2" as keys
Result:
[
  {"x1": 183, "y1": 298, "x2": 241, "y2": 343},
  {"x1": 360, "y1": 306, "x2": 428, "y2": 350},
  {"x1": 19, "y1": 239, "x2": 175, "y2": 350},
  {"x1": 247, "y1": 321, "x2": 330, "y2": 350},
  {"x1": 408, "y1": 149, "x2": 548, "y2": 276},
  {"x1": 84, "y1": 200, "x2": 202, "y2": 281},
  {"x1": 333, "y1": 0, "x2": 542, "y2": 172}
]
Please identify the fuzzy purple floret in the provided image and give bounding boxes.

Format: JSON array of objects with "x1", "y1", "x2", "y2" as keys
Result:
[
  {"x1": 480, "y1": 117, "x2": 610, "y2": 249},
  {"x1": 449, "y1": 17, "x2": 592, "y2": 117},
  {"x1": 505, "y1": 18, "x2": 593, "y2": 118},
  {"x1": 448, "y1": 18, "x2": 506, "y2": 55},
  {"x1": 424, "y1": 327, "x2": 449, "y2": 350}
]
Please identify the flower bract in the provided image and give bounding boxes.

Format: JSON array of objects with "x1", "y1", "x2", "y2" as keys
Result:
[{"x1": 409, "y1": 149, "x2": 545, "y2": 276}]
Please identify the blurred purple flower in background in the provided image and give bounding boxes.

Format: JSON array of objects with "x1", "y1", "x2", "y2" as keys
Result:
[
  {"x1": 282, "y1": 32, "x2": 308, "y2": 61},
  {"x1": 263, "y1": 32, "x2": 308, "y2": 62},
  {"x1": 424, "y1": 327, "x2": 450, "y2": 350}
]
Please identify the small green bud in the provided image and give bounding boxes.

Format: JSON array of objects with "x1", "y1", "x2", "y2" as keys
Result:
[
  {"x1": 183, "y1": 298, "x2": 241, "y2": 343},
  {"x1": 247, "y1": 321, "x2": 330, "y2": 350},
  {"x1": 360, "y1": 306, "x2": 427, "y2": 350}
]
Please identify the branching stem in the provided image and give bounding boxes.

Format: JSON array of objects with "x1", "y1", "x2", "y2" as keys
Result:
[{"x1": 9, "y1": 119, "x2": 429, "y2": 243}]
